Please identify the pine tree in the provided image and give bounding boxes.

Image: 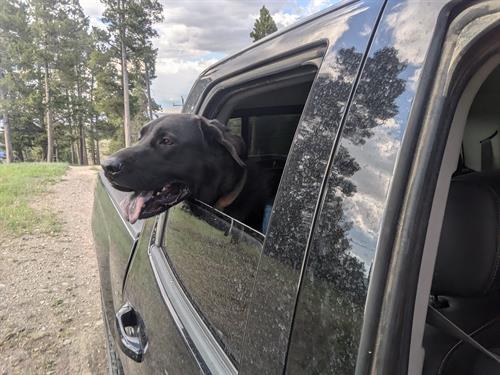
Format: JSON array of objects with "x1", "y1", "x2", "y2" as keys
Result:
[
  {"x1": 30, "y1": 0, "x2": 68, "y2": 162},
  {"x1": 56, "y1": 1, "x2": 92, "y2": 164},
  {"x1": 0, "y1": 0, "x2": 35, "y2": 162},
  {"x1": 0, "y1": 0, "x2": 162, "y2": 163},
  {"x1": 88, "y1": 27, "x2": 122, "y2": 162},
  {"x1": 102, "y1": 0, "x2": 163, "y2": 147},
  {"x1": 250, "y1": 6, "x2": 277, "y2": 42}
]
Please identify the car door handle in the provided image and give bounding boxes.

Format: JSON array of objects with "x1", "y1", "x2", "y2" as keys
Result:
[{"x1": 115, "y1": 302, "x2": 148, "y2": 362}]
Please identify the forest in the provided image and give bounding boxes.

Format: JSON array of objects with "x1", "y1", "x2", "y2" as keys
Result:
[{"x1": 0, "y1": 0, "x2": 163, "y2": 164}]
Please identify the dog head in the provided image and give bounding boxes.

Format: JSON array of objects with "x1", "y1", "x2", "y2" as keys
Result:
[{"x1": 102, "y1": 114, "x2": 247, "y2": 223}]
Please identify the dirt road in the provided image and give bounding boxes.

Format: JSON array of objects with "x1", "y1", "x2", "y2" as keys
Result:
[{"x1": 0, "y1": 167, "x2": 107, "y2": 375}]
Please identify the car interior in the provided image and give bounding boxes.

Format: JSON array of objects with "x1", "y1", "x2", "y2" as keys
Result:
[
  {"x1": 212, "y1": 67, "x2": 318, "y2": 233},
  {"x1": 423, "y1": 63, "x2": 500, "y2": 375}
]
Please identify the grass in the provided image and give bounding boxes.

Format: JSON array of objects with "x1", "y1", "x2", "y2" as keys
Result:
[{"x1": 0, "y1": 162, "x2": 68, "y2": 235}]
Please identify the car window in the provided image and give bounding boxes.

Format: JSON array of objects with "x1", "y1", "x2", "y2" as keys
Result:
[
  {"x1": 248, "y1": 113, "x2": 299, "y2": 157},
  {"x1": 160, "y1": 68, "x2": 319, "y2": 367},
  {"x1": 229, "y1": 112, "x2": 301, "y2": 158}
]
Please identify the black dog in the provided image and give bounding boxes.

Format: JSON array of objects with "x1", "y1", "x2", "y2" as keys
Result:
[{"x1": 102, "y1": 114, "x2": 270, "y2": 230}]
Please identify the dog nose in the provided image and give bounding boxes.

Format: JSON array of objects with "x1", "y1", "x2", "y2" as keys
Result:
[{"x1": 101, "y1": 157, "x2": 123, "y2": 176}]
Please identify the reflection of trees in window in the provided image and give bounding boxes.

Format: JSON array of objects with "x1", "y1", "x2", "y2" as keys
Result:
[{"x1": 287, "y1": 46, "x2": 407, "y2": 374}]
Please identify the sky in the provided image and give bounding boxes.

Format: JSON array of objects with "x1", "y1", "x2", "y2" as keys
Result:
[{"x1": 80, "y1": 0, "x2": 341, "y2": 109}]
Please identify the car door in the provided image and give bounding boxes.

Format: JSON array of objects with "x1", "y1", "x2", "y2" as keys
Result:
[
  {"x1": 118, "y1": 2, "x2": 385, "y2": 374},
  {"x1": 92, "y1": 173, "x2": 145, "y2": 342}
]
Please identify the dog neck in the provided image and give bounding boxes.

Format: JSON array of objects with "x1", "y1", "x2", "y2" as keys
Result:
[{"x1": 215, "y1": 169, "x2": 247, "y2": 210}]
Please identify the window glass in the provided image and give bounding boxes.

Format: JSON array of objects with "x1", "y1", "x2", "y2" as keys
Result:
[
  {"x1": 286, "y1": 41, "x2": 412, "y2": 375},
  {"x1": 247, "y1": 114, "x2": 300, "y2": 157},
  {"x1": 162, "y1": 200, "x2": 263, "y2": 363},
  {"x1": 226, "y1": 117, "x2": 242, "y2": 136}
]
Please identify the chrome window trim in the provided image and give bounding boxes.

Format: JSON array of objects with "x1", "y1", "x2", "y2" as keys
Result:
[{"x1": 149, "y1": 243, "x2": 238, "y2": 375}]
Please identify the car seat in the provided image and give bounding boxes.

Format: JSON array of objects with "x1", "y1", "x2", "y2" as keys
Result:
[{"x1": 423, "y1": 172, "x2": 500, "y2": 375}]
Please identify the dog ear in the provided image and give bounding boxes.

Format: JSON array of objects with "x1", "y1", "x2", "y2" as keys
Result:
[{"x1": 198, "y1": 116, "x2": 247, "y2": 168}]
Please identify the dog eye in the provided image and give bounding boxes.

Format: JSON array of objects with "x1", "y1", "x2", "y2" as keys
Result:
[{"x1": 159, "y1": 137, "x2": 173, "y2": 146}]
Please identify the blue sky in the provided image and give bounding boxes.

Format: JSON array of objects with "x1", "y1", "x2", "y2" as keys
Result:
[{"x1": 80, "y1": 0, "x2": 341, "y2": 109}]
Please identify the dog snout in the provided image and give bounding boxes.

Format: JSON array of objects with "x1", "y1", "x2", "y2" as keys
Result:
[{"x1": 101, "y1": 157, "x2": 124, "y2": 176}]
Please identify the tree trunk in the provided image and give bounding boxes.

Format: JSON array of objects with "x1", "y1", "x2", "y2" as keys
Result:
[
  {"x1": 66, "y1": 89, "x2": 76, "y2": 165},
  {"x1": 95, "y1": 136, "x2": 100, "y2": 165},
  {"x1": 78, "y1": 124, "x2": 86, "y2": 165},
  {"x1": 44, "y1": 61, "x2": 54, "y2": 162},
  {"x1": 89, "y1": 75, "x2": 96, "y2": 165},
  {"x1": 75, "y1": 68, "x2": 88, "y2": 166},
  {"x1": 15, "y1": 145, "x2": 24, "y2": 162},
  {"x1": 145, "y1": 62, "x2": 153, "y2": 120},
  {"x1": 89, "y1": 127, "x2": 96, "y2": 165},
  {"x1": 80, "y1": 126, "x2": 88, "y2": 165},
  {"x1": 70, "y1": 141, "x2": 75, "y2": 165},
  {"x1": 120, "y1": 1, "x2": 131, "y2": 147},
  {"x1": 2, "y1": 114, "x2": 13, "y2": 163},
  {"x1": 121, "y1": 43, "x2": 131, "y2": 146},
  {"x1": 0, "y1": 74, "x2": 13, "y2": 163},
  {"x1": 75, "y1": 140, "x2": 81, "y2": 165}
]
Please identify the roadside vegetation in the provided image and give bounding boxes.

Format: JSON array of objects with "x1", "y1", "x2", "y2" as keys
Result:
[
  {"x1": 0, "y1": 163, "x2": 68, "y2": 235},
  {"x1": 0, "y1": 0, "x2": 163, "y2": 165}
]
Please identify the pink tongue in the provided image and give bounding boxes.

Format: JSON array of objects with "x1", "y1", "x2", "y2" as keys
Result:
[{"x1": 127, "y1": 192, "x2": 153, "y2": 224}]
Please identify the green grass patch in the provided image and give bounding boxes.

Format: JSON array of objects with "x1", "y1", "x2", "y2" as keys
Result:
[{"x1": 0, "y1": 162, "x2": 68, "y2": 235}]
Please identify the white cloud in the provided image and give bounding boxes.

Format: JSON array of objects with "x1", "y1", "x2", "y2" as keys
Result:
[
  {"x1": 340, "y1": 118, "x2": 403, "y2": 262},
  {"x1": 80, "y1": 0, "x2": 106, "y2": 28},
  {"x1": 408, "y1": 67, "x2": 422, "y2": 92},
  {"x1": 152, "y1": 57, "x2": 218, "y2": 105},
  {"x1": 80, "y1": 0, "x2": 104, "y2": 18},
  {"x1": 304, "y1": 0, "x2": 332, "y2": 15},
  {"x1": 154, "y1": 1, "x2": 291, "y2": 59},
  {"x1": 273, "y1": 12, "x2": 301, "y2": 28},
  {"x1": 81, "y1": 0, "x2": 342, "y2": 107},
  {"x1": 155, "y1": 57, "x2": 217, "y2": 76},
  {"x1": 385, "y1": 1, "x2": 445, "y2": 64}
]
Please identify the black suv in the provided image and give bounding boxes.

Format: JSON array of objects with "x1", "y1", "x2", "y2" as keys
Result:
[{"x1": 92, "y1": 1, "x2": 500, "y2": 374}]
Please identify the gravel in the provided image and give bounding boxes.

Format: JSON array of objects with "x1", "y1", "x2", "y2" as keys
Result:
[{"x1": 0, "y1": 166, "x2": 107, "y2": 375}]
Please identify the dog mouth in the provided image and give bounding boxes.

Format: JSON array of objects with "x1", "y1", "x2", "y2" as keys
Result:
[{"x1": 121, "y1": 182, "x2": 190, "y2": 224}]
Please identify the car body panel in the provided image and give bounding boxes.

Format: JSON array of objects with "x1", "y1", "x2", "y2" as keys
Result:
[
  {"x1": 92, "y1": 173, "x2": 145, "y2": 343},
  {"x1": 118, "y1": 218, "x2": 204, "y2": 374}
]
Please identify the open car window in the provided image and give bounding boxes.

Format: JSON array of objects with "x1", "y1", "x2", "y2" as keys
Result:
[{"x1": 157, "y1": 63, "x2": 320, "y2": 370}]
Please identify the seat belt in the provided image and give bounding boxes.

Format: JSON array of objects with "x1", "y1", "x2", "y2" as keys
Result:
[{"x1": 427, "y1": 304, "x2": 500, "y2": 365}]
